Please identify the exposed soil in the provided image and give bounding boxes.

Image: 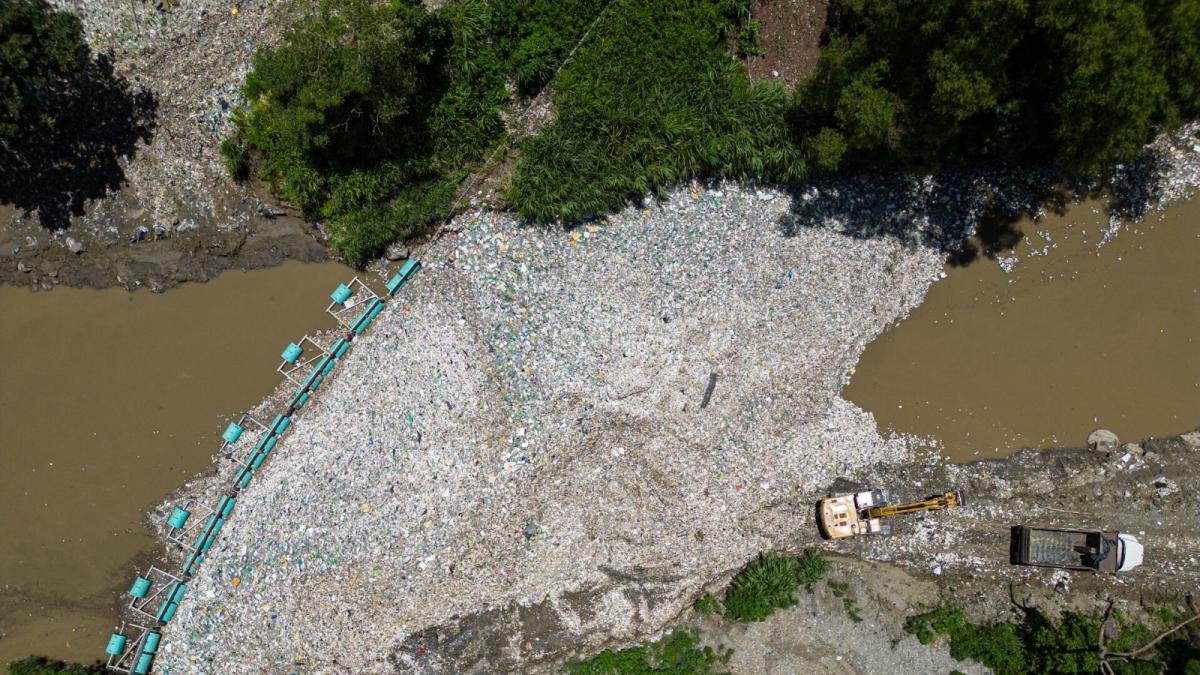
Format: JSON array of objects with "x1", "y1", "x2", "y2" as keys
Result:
[
  {"x1": 744, "y1": 0, "x2": 829, "y2": 88},
  {"x1": 378, "y1": 428, "x2": 1200, "y2": 673},
  {"x1": 831, "y1": 429, "x2": 1200, "y2": 623},
  {"x1": 0, "y1": 201, "x2": 328, "y2": 292}
]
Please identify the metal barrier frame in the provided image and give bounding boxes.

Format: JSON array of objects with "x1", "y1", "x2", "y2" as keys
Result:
[
  {"x1": 276, "y1": 334, "x2": 330, "y2": 386},
  {"x1": 218, "y1": 412, "x2": 270, "y2": 468},
  {"x1": 326, "y1": 276, "x2": 379, "y2": 328},
  {"x1": 105, "y1": 622, "x2": 156, "y2": 673},
  {"x1": 127, "y1": 566, "x2": 182, "y2": 621},
  {"x1": 164, "y1": 498, "x2": 213, "y2": 549}
]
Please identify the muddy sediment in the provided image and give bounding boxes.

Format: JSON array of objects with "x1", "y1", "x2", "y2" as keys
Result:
[{"x1": 0, "y1": 206, "x2": 329, "y2": 292}]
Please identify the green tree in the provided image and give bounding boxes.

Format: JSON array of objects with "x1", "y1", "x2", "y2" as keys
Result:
[
  {"x1": 0, "y1": 0, "x2": 86, "y2": 154},
  {"x1": 230, "y1": 0, "x2": 448, "y2": 214},
  {"x1": 793, "y1": 0, "x2": 1190, "y2": 175},
  {"x1": 1036, "y1": 0, "x2": 1168, "y2": 173}
]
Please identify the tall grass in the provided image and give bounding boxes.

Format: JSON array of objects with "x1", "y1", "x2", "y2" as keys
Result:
[{"x1": 508, "y1": 0, "x2": 805, "y2": 222}]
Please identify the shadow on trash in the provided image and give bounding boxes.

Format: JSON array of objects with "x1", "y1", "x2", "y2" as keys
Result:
[
  {"x1": 775, "y1": 148, "x2": 1173, "y2": 268},
  {"x1": 0, "y1": 52, "x2": 157, "y2": 230}
]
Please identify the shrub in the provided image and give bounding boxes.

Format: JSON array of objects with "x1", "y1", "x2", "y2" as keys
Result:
[
  {"x1": 7, "y1": 656, "x2": 101, "y2": 675},
  {"x1": 793, "y1": 0, "x2": 1200, "y2": 175},
  {"x1": 722, "y1": 550, "x2": 828, "y2": 623},
  {"x1": 0, "y1": 0, "x2": 86, "y2": 145},
  {"x1": 693, "y1": 594, "x2": 721, "y2": 616},
  {"x1": 225, "y1": 0, "x2": 508, "y2": 263},
  {"x1": 735, "y1": 19, "x2": 764, "y2": 58},
  {"x1": 508, "y1": 0, "x2": 803, "y2": 223},
  {"x1": 904, "y1": 603, "x2": 1200, "y2": 675},
  {"x1": 563, "y1": 629, "x2": 731, "y2": 674}
]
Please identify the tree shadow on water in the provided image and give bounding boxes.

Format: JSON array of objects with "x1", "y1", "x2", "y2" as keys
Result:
[
  {"x1": 776, "y1": 147, "x2": 1174, "y2": 267},
  {"x1": 0, "y1": 53, "x2": 157, "y2": 230}
]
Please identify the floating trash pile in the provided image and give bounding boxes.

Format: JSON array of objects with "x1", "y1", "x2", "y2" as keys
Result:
[{"x1": 155, "y1": 184, "x2": 954, "y2": 672}]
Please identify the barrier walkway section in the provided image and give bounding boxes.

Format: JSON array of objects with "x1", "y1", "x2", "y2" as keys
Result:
[
  {"x1": 106, "y1": 262, "x2": 421, "y2": 672},
  {"x1": 127, "y1": 566, "x2": 186, "y2": 624},
  {"x1": 105, "y1": 623, "x2": 161, "y2": 674}
]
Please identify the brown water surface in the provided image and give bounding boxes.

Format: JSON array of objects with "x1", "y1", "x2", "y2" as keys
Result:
[
  {"x1": 845, "y1": 197, "x2": 1200, "y2": 461},
  {"x1": 0, "y1": 261, "x2": 357, "y2": 665}
]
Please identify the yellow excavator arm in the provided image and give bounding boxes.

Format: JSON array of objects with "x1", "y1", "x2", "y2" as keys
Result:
[{"x1": 866, "y1": 489, "x2": 964, "y2": 519}]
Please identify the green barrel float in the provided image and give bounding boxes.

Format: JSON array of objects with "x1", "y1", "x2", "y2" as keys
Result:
[
  {"x1": 167, "y1": 506, "x2": 190, "y2": 529},
  {"x1": 159, "y1": 601, "x2": 178, "y2": 623},
  {"x1": 387, "y1": 259, "x2": 421, "y2": 295},
  {"x1": 222, "y1": 422, "x2": 244, "y2": 444},
  {"x1": 302, "y1": 368, "x2": 320, "y2": 391},
  {"x1": 271, "y1": 414, "x2": 290, "y2": 434},
  {"x1": 129, "y1": 576, "x2": 151, "y2": 599},
  {"x1": 254, "y1": 434, "x2": 274, "y2": 453},
  {"x1": 297, "y1": 392, "x2": 310, "y2": 407},
  {"x1": 133, "y1": 653, "x2": 153, "y2": 674},
  {"x1": 321, "y1": 357, "x2": 336, "y2": 376},
  {"x1": 155, "y1": 596, "x2": 175, "y2": 622},
  {"x1": 184, "y1": 551, "x2": 203, "y2": 575},
  {"x1": 236, "y1": 467, "x2": 253, "y2": 490},
  {"x1": 170, "y1": 582, "x2": 187, "y2": 604},
  {"x1": 331, "y1": 338, "x2": 349, "y2": 359},
  {"x1": 263, "y1": 436, "x2": 277, "y2": 454},
  {"x1": 250, "y1": 450, "x2": 267, "y2": 470},
  {"x1": 369, "y1": 298, "x2": 385, "y2": 321},
  {"x1": 312, "y1": 375, "x2": 324, "y2": 388},
  {"x1": 105, "y1": 633, "x2": 127, "y2": 655},
  {"x1": 281, "y1": 342, "x2": 303, "y2": 364},
  {"x1": 330, "y1": 283, "x2": 352, "y2": 305},
  {"x1": 142, "y1": 631, "x2": 160, "y2": 654},
  {"x1": 218, "y1": 496, "x2": 236, "y2": 518}
]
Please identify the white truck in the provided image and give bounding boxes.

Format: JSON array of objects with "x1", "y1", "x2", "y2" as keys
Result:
[{"x1": 1010, "y1": 526, "x2": 1144, "y2": 572}]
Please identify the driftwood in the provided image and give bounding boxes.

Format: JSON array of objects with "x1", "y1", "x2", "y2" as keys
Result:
[{"x1": 1097, "y1": 598, "x2": 1200, "y2": 675}]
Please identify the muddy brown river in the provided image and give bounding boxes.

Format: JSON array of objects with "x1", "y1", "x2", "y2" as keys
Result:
[
  {"x1": 846, "y1": 197, "x2": 1200, "y2": 461},
  {"x1": 0, "y1": 261, "x2": 357, "y2": 665}
]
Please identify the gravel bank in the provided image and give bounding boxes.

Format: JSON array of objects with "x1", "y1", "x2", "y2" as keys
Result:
[{"x1": 155, "y1": 183, "x2": 948, "y2": 672}]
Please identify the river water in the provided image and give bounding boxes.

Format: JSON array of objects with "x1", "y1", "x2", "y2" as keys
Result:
[
  {"x1": 845, "y1": 197, "x2": 1200, "y2": 461},
  {"x1": 0, "y1": 261, "x2": 357, "y2": 665}
]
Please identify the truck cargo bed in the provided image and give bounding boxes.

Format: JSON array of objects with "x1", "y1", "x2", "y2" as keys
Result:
[{"x1": 1011, "y1": 526, "x2": 1120, "y2": 571}]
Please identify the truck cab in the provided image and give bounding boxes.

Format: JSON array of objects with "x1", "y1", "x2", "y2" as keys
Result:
[{"x1": 1010, "y1": 526, "x2": 1144, "y2": 572}]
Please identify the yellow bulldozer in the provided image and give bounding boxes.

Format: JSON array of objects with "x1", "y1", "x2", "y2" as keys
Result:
[{"x1": 819, "y1": 489, "x2": 964, "y2": 540}]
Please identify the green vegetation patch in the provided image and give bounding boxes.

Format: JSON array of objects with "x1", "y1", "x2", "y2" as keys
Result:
[
  {"x1": 507, "y1": 0, "x2": 804, "y2": 223},
  {"x1": 794, "y1": 0, "x2": 1200, "y2": 175},
  {"x1": 0, "y1": 0, "x2": 85, "y2": 143},
  {"x1": 223, "y1": 0, "x2": 508, "y2": 263},
  {"x1": 722, "y1": 549, "x2": 829, "y2": 623},
  {"x1": 220, "y1": 0, "x2": 1200, "y2": 262},
  {"x1": 904, "y1": 603, "x2": 1200, "y2": 675},
  {"x1": 6, "y1": 656, "x2": 101, "y2": 675},
  {"x1": 563, "y1": 629, "x2": 731, "y2": 674}
]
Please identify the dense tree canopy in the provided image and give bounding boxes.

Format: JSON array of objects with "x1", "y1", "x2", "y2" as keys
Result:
[
  {"x1": 0, "y1": 0, "x2": 86, "y2": 152},
  {"x1": 226, "y1": 0, "x2": 1200, "y2": 262},
  {"x1": 794, "y1": 0, "x2": 1200, "y2": 175}
]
